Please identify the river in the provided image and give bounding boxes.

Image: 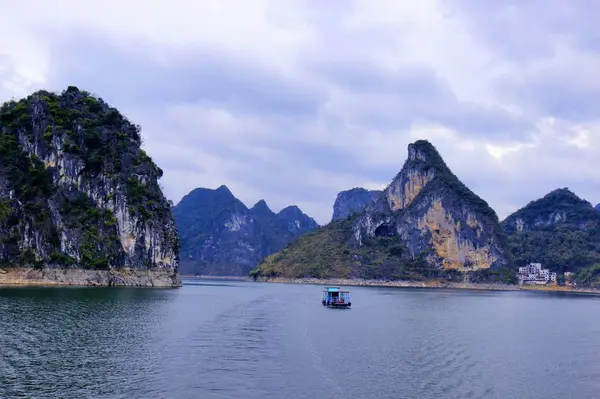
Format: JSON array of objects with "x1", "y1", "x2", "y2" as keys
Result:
[{"x1": 1, "y1": 278, "x2": 599, "y2": 398}]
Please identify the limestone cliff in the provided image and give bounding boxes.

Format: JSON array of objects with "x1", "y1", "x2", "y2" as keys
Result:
[
  {"x1": 173, "y1": 186, "x2": 318, "y2": 276},
  {"x1": 595, "y1": 203, "x2": 600, "y2": 212},
  {"x1": 253, "y1": 140, "x2": 512, "y2": 282},
  {"x1": 331, "y1": 188, "x2": 382, "y2": 222},
  {"x1": 0, "y1": 86, "x2": 180, "y2": 287},
  {"x1": 502, "y1": 188, "x2": 600, "y2": 274}
]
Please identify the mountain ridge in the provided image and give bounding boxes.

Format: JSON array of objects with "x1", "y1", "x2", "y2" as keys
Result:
[{"x1": 173, "y1": 186, "x2": 318, "y2": 276}]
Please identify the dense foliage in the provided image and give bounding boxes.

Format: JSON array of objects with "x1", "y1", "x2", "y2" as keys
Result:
[
  {"x1": 0, "y1": 86, "x2": 177, "y2": 270},
  {"x1": 405, "y1": 140, "x2": 500, "y2": 222},
  {"x1": 506, "y1": 226, "x2": 600, "y2": 274},
  {"x1": 503, "y1": 188, "x2": 600, "y2": 274}
]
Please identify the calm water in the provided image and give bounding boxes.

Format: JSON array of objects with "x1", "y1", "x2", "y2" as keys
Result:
[{"x1": 1, "y1": 280, "x2": 600, "y2": 398}]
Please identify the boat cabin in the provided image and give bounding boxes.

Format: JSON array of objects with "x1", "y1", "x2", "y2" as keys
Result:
[{"x1": 321, "y1": 286, "x2": 351, "y2": 308}]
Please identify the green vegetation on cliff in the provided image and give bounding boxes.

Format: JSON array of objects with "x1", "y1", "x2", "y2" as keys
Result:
[
  {"x1": 252, "y1": 140, "x2": 514, "y2": 284},
  {"x1": 502, "y1": 188, "x2": 600, "y2": 274},
  {"x1": 399, "y1": 140, "x2": 500, "y2": 221},
  {"x1": 253, "y1": 215, "x2": 515, "y2": 284},
  {"x1": 574, "y1": 263, "x2": 600, "y2": 288},
  {"x1": 0, "y1": 86, "x2": 179, "y2": 271}
]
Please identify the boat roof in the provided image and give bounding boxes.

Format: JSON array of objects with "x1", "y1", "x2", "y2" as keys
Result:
[{"x1": 322, "y1": 287, "x2": 350, "y2": 292}]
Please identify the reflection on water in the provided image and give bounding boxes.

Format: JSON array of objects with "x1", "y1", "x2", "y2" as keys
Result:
[{"x1": 1, "y1": 280, "x2": 600, "y2": 398}]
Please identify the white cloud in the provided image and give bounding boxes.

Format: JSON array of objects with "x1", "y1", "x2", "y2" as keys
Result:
[{"x1": 1, "y1": 0, "x2": 600, "y2": 225}]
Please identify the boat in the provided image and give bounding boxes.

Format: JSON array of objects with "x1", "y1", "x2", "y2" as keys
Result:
[{"x1": 321, "y1": 286, "x2": 351, "y2": 308}]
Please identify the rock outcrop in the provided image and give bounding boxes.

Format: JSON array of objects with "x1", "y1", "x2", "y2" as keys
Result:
[
  {"x1": 0, "y1": 86, "x2": 180, "y2": 287},
  {"x1": 331, "y1": 188, "x2": 382, "y2": 222},
  {"x1": 253, "y1": 140, "x2": 512, "y2": 282},
  {"x1": 173, "y1": 186, "x2": 318, "y2": 276},
  {"x1": 502, "y1": 188, "x2": 600, "y2": 274}
]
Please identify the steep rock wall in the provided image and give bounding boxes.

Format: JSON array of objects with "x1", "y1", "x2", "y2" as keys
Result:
[{"x1": 0, "y1": 86, "x2": 180, "y2": 286}]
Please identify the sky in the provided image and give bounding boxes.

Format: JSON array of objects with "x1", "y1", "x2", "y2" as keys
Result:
[{"x1": 1, "y1": 0, "x2": 599, "y2": 225}]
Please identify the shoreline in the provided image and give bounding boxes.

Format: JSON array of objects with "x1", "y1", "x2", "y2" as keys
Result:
[
  {"x1": 0, "y1": 267, "x2": 182, "y2": 288},
  {"x1": 181, "y1": 275, "x2": 250, "y2": 281},
  {"x1": 254, "y1": 277, "x2": 600, "y2": 295}
]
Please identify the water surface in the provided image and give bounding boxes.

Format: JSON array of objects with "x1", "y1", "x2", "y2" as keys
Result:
[{"x1": 1, "y1": 279, "x2": 599, "y2": 398}]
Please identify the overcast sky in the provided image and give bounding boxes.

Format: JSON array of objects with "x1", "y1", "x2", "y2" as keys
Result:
[{"x1": 1, "y1": 0, "x2": 599, "y2": 225}]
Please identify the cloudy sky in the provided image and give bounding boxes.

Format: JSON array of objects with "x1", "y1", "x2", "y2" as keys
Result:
[{"x1": 1, "y1": 0, "x2": 599, "y2": 224}]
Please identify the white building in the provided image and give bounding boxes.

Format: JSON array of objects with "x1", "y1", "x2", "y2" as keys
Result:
[{"x1": 517, "y1": 263, "x2": 557, "y2": 285}]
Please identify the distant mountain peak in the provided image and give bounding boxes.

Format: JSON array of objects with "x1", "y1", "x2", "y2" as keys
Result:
[
  {"x1": 278, "y1": 205, "x2": 302, "y2": 215},
  {"x1": 173, "y1": 186, "x2": 319, "y2": 276},
  {"x1": 332, "y1": 187, "x2": 382, "y2": 222},
  {"x1": 278, "y1": 205, "x2": 319, "y2": 230},
  {"x1": 544, "y1": 187, "x2": 581, "y2": 200},
  {"x1": 176, "y1": 185, "x2": 237, "y2": 208},
  {"x1": 216, "y1": 184, "x2": 232, "y2": 194},
  {"x1": 502, "y1": 188, "x2": 600, "y2": 275},
  {"x1": 502, "y1": 187, "x2": 598, "y2": 235},
  {"x1": 533, "y1": 187, "x2": 592, "y2": 209},
  {"x1": 252, "y1": 199, "x2": 270, "y2": 209},
  {"x1": 251, "y1": 199, "x2": 274, "y2": 215},
  {"x1": 595, "y1": 203, "x2": 600, "y2": 212}
]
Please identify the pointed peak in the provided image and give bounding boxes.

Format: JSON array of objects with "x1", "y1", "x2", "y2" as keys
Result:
[
  {"x1": 251, "y1": 199, "x2": 273, "y2": 214},
  {"x1": 253, "y1": 199, "x2": 269, "y2": 207},
  {"x1": 216, "y1": 184, "x2": 233, "y2": 194},
  {"x1": 406, "y1": 140, "x2": 445, "y2": 165}
]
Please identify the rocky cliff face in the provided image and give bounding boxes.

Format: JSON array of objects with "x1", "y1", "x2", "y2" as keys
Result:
[
  {"x1": 502, "y1": 188, "x2": 600, "y2": 274},
  {"x1": 254, "y1": 140, "x2": 512, "y2": 282},
  {"x1": 0, "y1": 86, "x2": 180, "y2": 286},
  {"x1": 331, "y1": 188, "x2": 382, "y2": 222},
  {"x1": 173, "y1": 186, "x2": 318, "y2": 276},
  {"x1": 595, "y1": 203, "x2": 600, "y2": 212}
]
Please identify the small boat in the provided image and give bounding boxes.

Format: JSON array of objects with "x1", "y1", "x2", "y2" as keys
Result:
[{"x1": 321, "y1": 286, "x2": 351, "y2": 308}]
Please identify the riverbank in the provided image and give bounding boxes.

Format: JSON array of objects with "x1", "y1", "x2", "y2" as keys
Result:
[
  {"x1": 255, "y1": 277, "x2": 600, "y2": 294},
  {"x1": 0, "y1": 267, "x2": 182, "y2": 287}
]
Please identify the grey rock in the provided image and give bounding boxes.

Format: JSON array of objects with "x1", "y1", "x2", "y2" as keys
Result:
[
  {"x1": 0, "y1": 86, "x2": 179, "y2": 286},
  {"x1": 351, "y1": 140, "x2": 508, "y2": 271},
  {"x1": 331, "y1": 188, "x2": 382, "y2": 222}
]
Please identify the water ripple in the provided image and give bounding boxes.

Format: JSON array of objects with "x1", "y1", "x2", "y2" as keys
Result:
[{"x1": 2, "y1": 283, "x2": 600, "y2": 398}]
